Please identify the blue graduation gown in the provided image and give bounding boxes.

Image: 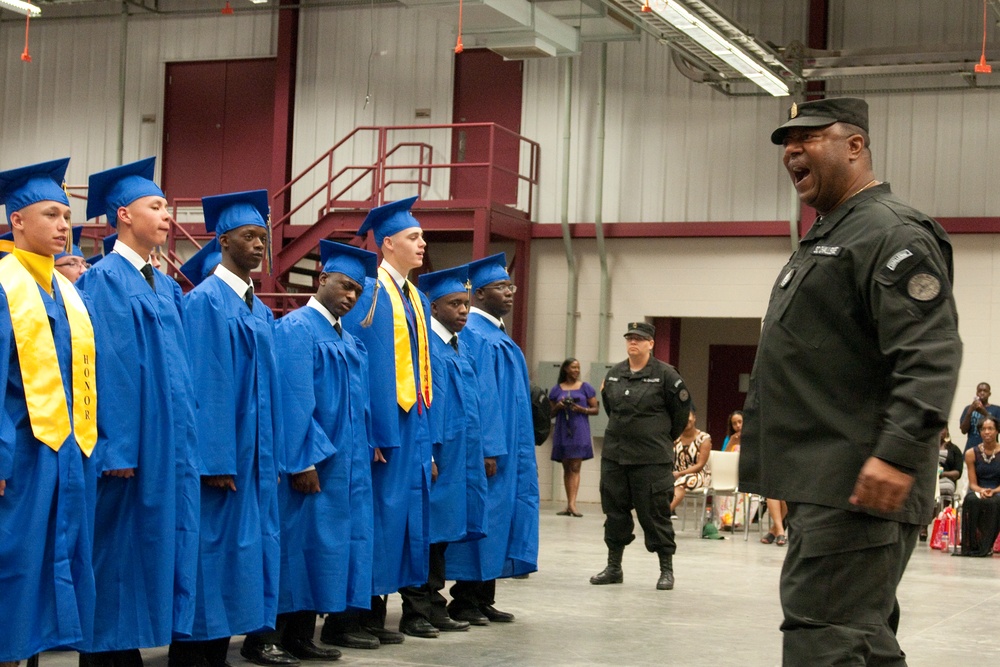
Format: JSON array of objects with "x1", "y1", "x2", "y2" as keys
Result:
[
  {"x1": 0, "y1": 275, "x2": 96, "y2": 661},
  {"x1": 182, "y1": 275, "x2": 281, "y2": 639},
  {"x1": 342, "y1": 276, "x2": 432, "y2": 595},
  {"x1": 428, "y1": 331, "x2": 487, "y2": 544},
  {"x1": 274, "y1": 306, "x2": 374, "y2": 614},
  {"x1": 446, "y1": 313, "x2": 539, "y2": 580},
  {"x1": 76, "y1": 255, "x2": 200, "y2": 649}
]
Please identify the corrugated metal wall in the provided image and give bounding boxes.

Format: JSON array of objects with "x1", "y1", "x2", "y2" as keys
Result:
[{"x1": 0, "y1": 10, "x2": 274, "y2": 221}]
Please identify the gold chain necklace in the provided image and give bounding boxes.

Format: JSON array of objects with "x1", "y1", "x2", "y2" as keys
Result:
[{"x1": 849, "y1": 179, "x2": 879, "y2": 200}]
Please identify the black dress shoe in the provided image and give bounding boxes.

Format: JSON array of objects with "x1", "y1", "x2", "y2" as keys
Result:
[
  {"x1": 362, "y1": 626, "x2": 405, "y2": 645},
  {"x1": 319, "y1": 631, "x2": 379, "y2": 650},
  {"x1": 282, "y1": 638, "x2": 341, "y2": 661},
  {"x1": 239, "y1": 644, "x2": 301, "y2": 666},
  {"x1": 399, "y1": 618, "x2": 440, "y2": 639},
  {"x1": 449, "y1": 607, "x2": 490, "y2": 626},
  {"x1": 479, "y1": 605, "x2": 515, "y2": 623},
  {"x1": 429, "y1": 616, "x2": 470, "y2": 632}
]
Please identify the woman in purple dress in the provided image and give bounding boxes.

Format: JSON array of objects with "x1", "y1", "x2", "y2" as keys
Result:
[{"x1": 550, "y1": 358, "x2": 598, "y2": 517}]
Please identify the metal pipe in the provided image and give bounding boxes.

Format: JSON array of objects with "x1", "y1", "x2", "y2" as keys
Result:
[
  {"x1": 559, "y1": 57, "x2": 577, "y2": 358},
  {"x1": 117, "y1": 0, "x2": 128, "y2": 165},
  {"x1": 595, "y1": 42, "x2": 611, "y2": 362}
]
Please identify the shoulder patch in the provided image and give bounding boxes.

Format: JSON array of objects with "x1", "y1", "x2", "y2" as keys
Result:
[
  {"x1": 679, "y1": 389, "x2": 690, "y2": 401},
  {"x1": 674, "y1": 378, "x2": 683, "y2": 388},
  {"x1": 907, "y1": 273, "x2": 941, "y2": 301},
  {"x1": 885, "y1": 249, "x2": 914, "y2": 271},
  {"x1": 779, "y1": 269, "x2": 795, "y2": 288},
  {"x1": 811, "y1": 245, "x2": 842, "y2": 257}
]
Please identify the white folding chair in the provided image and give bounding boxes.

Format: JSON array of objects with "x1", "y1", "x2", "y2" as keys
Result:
[{"x1": 703, "y1": 450, "x2": 740, "y2": 535}]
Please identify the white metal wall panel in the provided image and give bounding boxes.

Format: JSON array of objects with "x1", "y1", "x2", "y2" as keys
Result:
[
  {"x1": 289, "y1": 6, "x2": 456, "y2": 224},
  {"x1": 0, "y1": 11, "x2": 274, "y2": 222}
]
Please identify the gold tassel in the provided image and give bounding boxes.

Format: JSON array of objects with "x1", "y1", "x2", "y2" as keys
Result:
[
  {"x1": 360, "y1": 279, "x2": 380, "y2": 328},
  {"x1": 63, "y1": 180, "x2": 72, "y2": 254},
  {"x1": 264, "y1": 213, "x2": 273, "y2": 275}
]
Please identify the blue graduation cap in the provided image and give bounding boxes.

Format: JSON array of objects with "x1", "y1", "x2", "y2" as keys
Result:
[
  {"x1": 468, "y1": 252, "x2": 509, "y2": 290},
  {"x1": 356, "y1": 195, "x2": 420, "y2": 246},
  {"x1": 86, "y1": 157, "x2": 165, "y2": 227},
  {"x1": 418, "y1": 264, "x2": 470, "y2": 303},
  {"x1": 202, "y1": 189, "x2": 269, "y2": 235},
  {"x1": 102, "y1": 233, "x2": 118, "y2": 257},
  {"x1": 54, "y1": 225, "x2": 85, "y2": 260},
  {"x1": 0, "y1": 158, "x2": 71, "y2": 226},
  {"x1": 319, "y1": 240, "x2": 377, "y2": 287},
  {"x1": 179, "y1": 238, "x2": 222, "y2": 287}
]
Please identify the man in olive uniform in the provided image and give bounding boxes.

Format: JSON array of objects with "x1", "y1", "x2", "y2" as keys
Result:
[
  {"x1": 740, "y1": 98, "x2": 962, "y2": 665},
  {"x1": 590, "y1": 321, "x2": 691, "y2": 591}
]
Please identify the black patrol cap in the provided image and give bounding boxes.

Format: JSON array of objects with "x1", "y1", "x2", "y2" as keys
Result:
[
  {"x1": 624, "y1": 321, "x2": 655, "y2": 339},
  {"x1": 770, "y1": 97, "x2": 869, "y2": 145}
]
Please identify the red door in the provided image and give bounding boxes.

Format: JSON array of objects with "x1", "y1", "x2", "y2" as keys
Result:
[
  {"x1": 450, "y1": 49, "x2": 523, "y2": 204},
  {"x1": 707, "y1": 344, "x2": 758, "y2": 449},
  {"x1": 162, "y1": 59, "x2": 276, "y2": 204}
]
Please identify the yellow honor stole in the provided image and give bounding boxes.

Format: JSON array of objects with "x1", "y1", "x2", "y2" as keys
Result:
[
  {"x1": 378, "y1": 267, "x2": 432, "y2": 412},
  {"x1": 0, "y1": 249, "x2": 97, "y2": 456}
]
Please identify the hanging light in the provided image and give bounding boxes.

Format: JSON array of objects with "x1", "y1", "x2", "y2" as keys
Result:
[
  {"x1": 221, "y1": 1, "x2": 234, "y2": 14},
  {"x1": 641, "y1": 0, "x2": 651, "y2": 13},
  {"x1": 0, "y1": 0, "x2": 41, "y2": 17},
  {"x1": 454, "y1": 0, "x2": 464, "y2": 53}
]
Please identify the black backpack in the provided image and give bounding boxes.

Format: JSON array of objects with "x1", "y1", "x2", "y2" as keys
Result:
[{"x1": 529, "y1": 384, "x2": 552, "y2": 446}]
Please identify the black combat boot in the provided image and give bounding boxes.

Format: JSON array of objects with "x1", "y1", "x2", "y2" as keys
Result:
[
  {"x1": 589, "y1": 545, "x2": 624, "y2": 585},
  {"x1": 656, "y1": 551, "x2": 674, "y2": 590}
]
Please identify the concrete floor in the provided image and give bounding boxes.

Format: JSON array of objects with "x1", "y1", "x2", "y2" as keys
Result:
[{"x1": 38, "y1": 501, "x2": 1000, "y2": 667}]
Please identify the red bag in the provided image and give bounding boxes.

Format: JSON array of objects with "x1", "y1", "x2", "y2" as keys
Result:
[{"x1": 930, "y1": 507, "x2": 956, "y2": 551}]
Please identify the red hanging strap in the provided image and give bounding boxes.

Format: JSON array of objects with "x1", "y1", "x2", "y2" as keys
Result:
[
  {"x1": 21, "y1": 14, "x2": 32, "y2": 63},
  {"x1": 454, "y1": 0, "x2": 464, "y2": 54},
  {"x1": 975, "y1": 0, "x2": 992, "y2": 73}
]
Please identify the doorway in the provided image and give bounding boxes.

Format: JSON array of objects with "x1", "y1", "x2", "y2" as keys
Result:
[
  {"x1": 450, "y1": 49, "x2": 523, "y2": 203},
  {"x1": 161, "y1": 58, "x2": 276, "y2": 205}
]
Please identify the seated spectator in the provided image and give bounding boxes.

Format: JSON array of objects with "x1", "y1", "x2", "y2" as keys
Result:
[
  {"x1": 939, "y1": 427, "x2": 963, "y2": 508},
  {"x1": 671, "y1": 411, "x2": 711, "y2": 513},
  {"x1": 957, "y1": 417, "x2": 1000, "y2": 557},
  {"x1": 721, "y1": 411, "x2": 742, "y2": 451},
  {"x1": 959, "y1": 382, "x2": 1000, "y2": 451}
]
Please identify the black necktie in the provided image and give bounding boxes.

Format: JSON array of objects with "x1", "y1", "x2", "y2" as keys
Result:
[
  {"x1": 499, "y1": 321, "x2": 506, "y2": 332},
  {"x1": 403, "y1": 282, "x2": 412, "y2": 300},
  {"x1": 450, "y1": 335, "x2": 459, "y2": 351},
  {"x1": 334, "y1": 321, "x2": 343, "y2": 337},
  {"x1": 140, "y1": 264, "x2": 155, "y2": 292},
  {"x1": 244, "y1": 286, "x2": 254, "y2": 311}
]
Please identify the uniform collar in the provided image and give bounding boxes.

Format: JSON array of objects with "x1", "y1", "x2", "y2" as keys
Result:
[
  {"x1": 380, "y1": 259, "x2": 406, "y2": 288},
  {"x1": 803, "y1": 183, "x2": 891, "y2": 243}
]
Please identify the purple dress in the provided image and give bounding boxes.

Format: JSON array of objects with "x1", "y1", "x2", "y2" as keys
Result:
[{"x1": 549, "y1": 382, "x2": 596, "y2": 461}]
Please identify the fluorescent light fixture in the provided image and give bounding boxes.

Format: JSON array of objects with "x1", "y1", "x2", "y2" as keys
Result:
[
  {"x1": 648, "y1": 0, "x2": 788, "y2": 96},
  {"x1": 248, "y1": 0, "x2": 268, "y2": 4},
  {"x1": 0, "y1": 0, "x2": 41, "y2": 17}
]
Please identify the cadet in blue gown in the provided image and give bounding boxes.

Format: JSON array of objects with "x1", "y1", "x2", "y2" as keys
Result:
[
  {"x1": 251, "y1": 241, "x2": 377, "y2": 661},
  {"x1": 170, "y1": 191, "x2": 283, "y2": 667},
  {"x1": 406, "y1": 265, "x2": 487, "y2": 631},
  {"x1": 323, "y1": 196, "x2": 434, "y2": 647},
  {"x1": 0, "y1": 159, "x2": 98, "y2": 664},
  {"x1": 75, "y1": 158, "x2": 200, "y2": 664},
  {"x1": 446, "y1": 254, "x2": 539, "y2": 625}
]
